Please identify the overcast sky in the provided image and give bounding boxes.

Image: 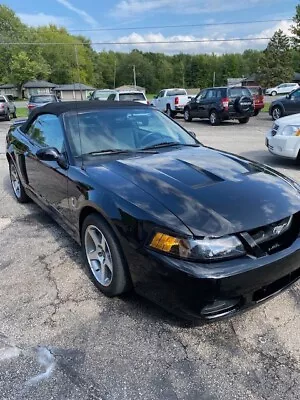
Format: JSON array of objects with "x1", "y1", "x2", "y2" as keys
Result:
[{"x1": 3, "y1": 0, "x2": 298, "y2": 54}]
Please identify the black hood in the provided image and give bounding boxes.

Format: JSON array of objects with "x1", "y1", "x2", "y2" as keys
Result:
[{"x1": 90, "y1": 147, "x2": 300, "y2": 237}]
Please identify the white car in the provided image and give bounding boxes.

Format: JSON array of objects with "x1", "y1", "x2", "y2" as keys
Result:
[
  {"x1": 107, "y1": 90, "x2": 148, "y2": 104},
  {"x1": 265, "y1": 83, "x2": 299, "y2": 96},
  {"x1": 151, "y1": 88, "x2": 189, "y2": 118},
  {"x1": 266, "y1": 113, "x2": 300, "y2": 159}
]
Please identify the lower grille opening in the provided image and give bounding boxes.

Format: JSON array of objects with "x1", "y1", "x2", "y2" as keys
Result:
[{"x1": 253, "y1": 267, "x2": 300, "y2": 302}]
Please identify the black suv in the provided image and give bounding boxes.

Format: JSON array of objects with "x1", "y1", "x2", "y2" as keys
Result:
[
  {"x1": 184, "y1": 86, "x2": 254, "y2": 125},
  {"x1": 269, "y1": 88, "x2": 300, "y2": 120}
]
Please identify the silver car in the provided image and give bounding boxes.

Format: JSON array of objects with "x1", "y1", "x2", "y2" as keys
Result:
[{"x1": 0, "y1": 95, "x2": 17, "y2": 121}]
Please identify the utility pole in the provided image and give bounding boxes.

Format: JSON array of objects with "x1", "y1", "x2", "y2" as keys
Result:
[
  {"x1": 213, "y1": 71, "x2": 216, "y2": 88},
  {"x1": 133, "y1": 65, "x2": 137, "y2": 89},
  {"x1": 113, "y1": 59, "x2": 117, "y2": 89},
  {"x1": 74, "y1": 45, "x2": 83, "y2": 100}
]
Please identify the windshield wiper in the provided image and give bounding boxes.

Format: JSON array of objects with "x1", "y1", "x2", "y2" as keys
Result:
[
  {"x1": 142, "y1": 142, "x2": 201, "y2": 150},
  {"x1": 85, "y1": 148, "x2": 157, "y2": 156}
]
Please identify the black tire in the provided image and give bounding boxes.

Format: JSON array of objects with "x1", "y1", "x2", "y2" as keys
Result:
[
  {"x1": 166, "y1": 105, "x2": 175, "y2": 118},
  {"x1": 5, "y1": 111, "x2": 11, "y2": 121},
  {"x1": 271, "y1": 106, "x2": 283, "y2": 121},
  {"x1": 253, "y1": 110, "x2": 260, "y2": 117},
  {"x1": 239, "y1": 117, "x2": 250, "y2": 124},
  {"x1": 9, "y1": 160, "x2": 30, "y2": 203},
  {"x1": 209, "y1": 110, "x2": 221, "y2": 126},
  {"x1": 184, "y1": 108, "x2": 192, "y2": 122},
  {"x1": 81, "y1": 213, "x2": 132, "y2": 297},
  {"x1": 271, "y1": 91, "x2": 277, "y2": 96},
  {"x1": 13, "y1": 111, "x2": 17, "y2": 119}
]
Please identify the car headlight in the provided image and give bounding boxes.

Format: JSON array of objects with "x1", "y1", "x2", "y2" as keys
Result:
[
  {"x1": 280, "y1": 125, "x2": 300, "y2": 136},
  {"x1": 149, "y1": 232, "x2": 245, "y2": 261}
]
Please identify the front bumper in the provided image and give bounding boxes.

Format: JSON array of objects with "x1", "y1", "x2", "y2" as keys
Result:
[
  {"x1": 266, "y1": 132, "x2": 300, "y2": 159},
  {"x1": 129, "y1": 238, "x2": 300, "y2": 321}
]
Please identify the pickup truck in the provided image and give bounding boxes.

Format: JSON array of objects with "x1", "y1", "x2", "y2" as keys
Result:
[
  {"x1": 0, "y1": 95, "x2": 17, "y2": 121},
  {"x1": 150, "y1": 88, "x2": 189, "y2": 118}
]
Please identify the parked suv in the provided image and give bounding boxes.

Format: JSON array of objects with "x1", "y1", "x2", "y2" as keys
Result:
[
  {"x1": 89, "y1": 89, "x2": 115, "y2": 101},
  {"x1": 107, "y1": 90, "x2": 148, "y2": 104},
  {"x1": 269, "y1": 87, "x2": 300, "y2": 120},
  {"x1": 184, "y1": 86, "x2": 254, "y2": 125},
  {"x1": 0, "y1": 95, "x2": 17, "y2": 121},
  {"x1": 265, "y1": 83, "x2": 299, "y2": 96}
]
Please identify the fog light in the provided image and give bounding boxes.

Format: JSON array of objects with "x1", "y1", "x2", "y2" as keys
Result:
[{"x1": 201, "y1": 299, "x2": 240, "y2": 317}]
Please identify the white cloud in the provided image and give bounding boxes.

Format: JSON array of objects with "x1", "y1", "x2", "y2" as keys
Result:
[
  {"x1": 112, "y1": 0, "x2": 282, "y2": 18},
  {"x1": 103, "y1": 20, "x2": 292, "y2": 54},
  {"x1": 18, "y1": 12, "x2": 71, "y2": 27},
  {"x1": 56, "y1": 0, "x2": 98, "y2": 27}
]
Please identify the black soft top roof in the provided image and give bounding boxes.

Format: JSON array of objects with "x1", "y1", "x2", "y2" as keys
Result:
[{"x1": 22, "y1": 100, "x2": 149, "y2": 131}]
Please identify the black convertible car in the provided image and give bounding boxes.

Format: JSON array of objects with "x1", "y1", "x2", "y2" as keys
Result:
[{"x1": 6, "y1": 101, "x2": 300, "y2": 320}]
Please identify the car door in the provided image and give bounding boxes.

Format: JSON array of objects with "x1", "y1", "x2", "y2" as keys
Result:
[
  {"x1": 25, "y1": 114, "x2": 69, "y2": 218},
  {"x1": 198, "y1": 89, "x2": 214, "y2": 118},
  {"x1": 288, "y1": 89, "x2": 300, "y2": 114},
  {"x1": 155, "y1": 90, "x2": 166, "y2": 111},
  {"x1": 193, "y1": 90, "x2": 208, "y2": 118},
  {"x1": 277, "y1": 84, "x2": 285, "y2": 94},
  {"x1": 6, "y1": 96, "x2": 15, "y2": 114}
]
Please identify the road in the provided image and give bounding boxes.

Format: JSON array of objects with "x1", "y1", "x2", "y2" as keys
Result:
[{"x1": 0, "y1": 114, "x2": 300, "y2": 400}]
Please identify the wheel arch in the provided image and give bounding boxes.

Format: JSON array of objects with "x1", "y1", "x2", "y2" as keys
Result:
[{"x1": 78, "y1": 203, "x2": 123, "y2": 247}]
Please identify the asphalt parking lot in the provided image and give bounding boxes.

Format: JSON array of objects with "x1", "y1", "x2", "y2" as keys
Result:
[{"x1": 0, "y1": 114, "x2": 300, "y2": 400}]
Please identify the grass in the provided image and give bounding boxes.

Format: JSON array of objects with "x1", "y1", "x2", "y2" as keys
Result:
[
  {"x1": 16, "y1": 107, "x2": 28, "y2": 118},
  {"x1": 261, "y1": 103, "x2": 269, "y2": 113}
]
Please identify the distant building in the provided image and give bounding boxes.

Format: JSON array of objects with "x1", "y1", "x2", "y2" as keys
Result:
[
  {"x1": 0, "y1": 83, "x2": 19, "y2": 98},
  {"x1": 115, "y1": 85, "x2": 146, "y2": 93},
  {"x1": 23, "y1": 80, "x2": 57, "y2": 98},
  {"x1": 227, "y1": 78, "x2": 244, "y2": 87},
  {"x1": 53, "y1": 83, "x2": 95, "y2": 101}
]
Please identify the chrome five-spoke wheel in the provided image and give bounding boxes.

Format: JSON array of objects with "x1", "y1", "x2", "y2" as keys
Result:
[
  {"x1": 10, "y1": 162, "x2": 21, "y2": 199},
  {"x1": 85, "y1": 225, "x2": 113, "y2": 287}
]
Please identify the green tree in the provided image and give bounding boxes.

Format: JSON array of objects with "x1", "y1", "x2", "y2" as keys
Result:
[
  {"x1": 10, "y1": 51, "x2": 51, "y2": 89},
  {"x1": 291, "y1": 4, "x2": 300, "y2": 49},
  {"x1": 258, "y1": 30, "x2": 294, "y2": 87}
]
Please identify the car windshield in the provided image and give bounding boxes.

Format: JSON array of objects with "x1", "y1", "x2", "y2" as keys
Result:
[
  {"x1": 94, "y1": 91, "x2": 114, "y2": 100},
  {"x1": 119, "y1": 93, "x2": 146, "y2": 101},
  {"x1": 30, "y1": 95, "x2": 56, "y2": 103},
  {"x1": 166, "y1": 90, "x2": 187, "y2": 96},
  {"x1": 228, "y1": 88, "x2": 251, "y2": 97},
  {"x1": 64, "y1": 108, "x2": 198, "y2": 157}
]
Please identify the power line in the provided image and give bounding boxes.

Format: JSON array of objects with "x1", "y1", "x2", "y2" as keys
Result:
[
  {"x1": 66, "y1": 18, "x2": 293, "y2": 32},
  {"x1": 0, "y1": 37, "x2": 286, "y2": 46}
]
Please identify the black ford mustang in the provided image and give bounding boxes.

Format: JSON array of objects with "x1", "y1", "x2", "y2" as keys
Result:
[{"x1": 6, "y1": 101, "x2": 300, "y2": 320}]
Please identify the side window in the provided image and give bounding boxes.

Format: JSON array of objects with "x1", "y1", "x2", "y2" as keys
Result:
[
  {"x1": 27, "y1": 114, "x2": 64, "y2": 151},
  {"x1": 159, "y1": 91, "x2": 165, "y2": 98},
  {"x1": 292, "y1": 89, "x2": 300, "y2": 98},
  {"x1": 196, "y1": 90, "x2": 207, "y2": 102},
  {"x1": 206, "y1": 90, "x2": 216, "y2": 99},
  {"x1": 107, "y1": 94, "x2": 116, "y2": 101}
]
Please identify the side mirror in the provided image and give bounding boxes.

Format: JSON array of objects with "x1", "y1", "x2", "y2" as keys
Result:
[
  {"x1": 37, "y1": 147, "x2": 68, "y2": 169},
  {"x1": 189, "y1": 131, "x2": 196, "y2": 138},
  {"x1": 37, "y1": 147, "x2": 60, "y2": 161},
  {"x1": 154, "y1": 95, "x2": 158, "y2": 99},
  {"x1": 286, "y1": 94, "x2": 291, "y2": 99}
]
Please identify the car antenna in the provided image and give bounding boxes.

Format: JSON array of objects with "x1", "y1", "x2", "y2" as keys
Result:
[{"x1": 73, "y1": 44, "x2": 85, "y2": 170}]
